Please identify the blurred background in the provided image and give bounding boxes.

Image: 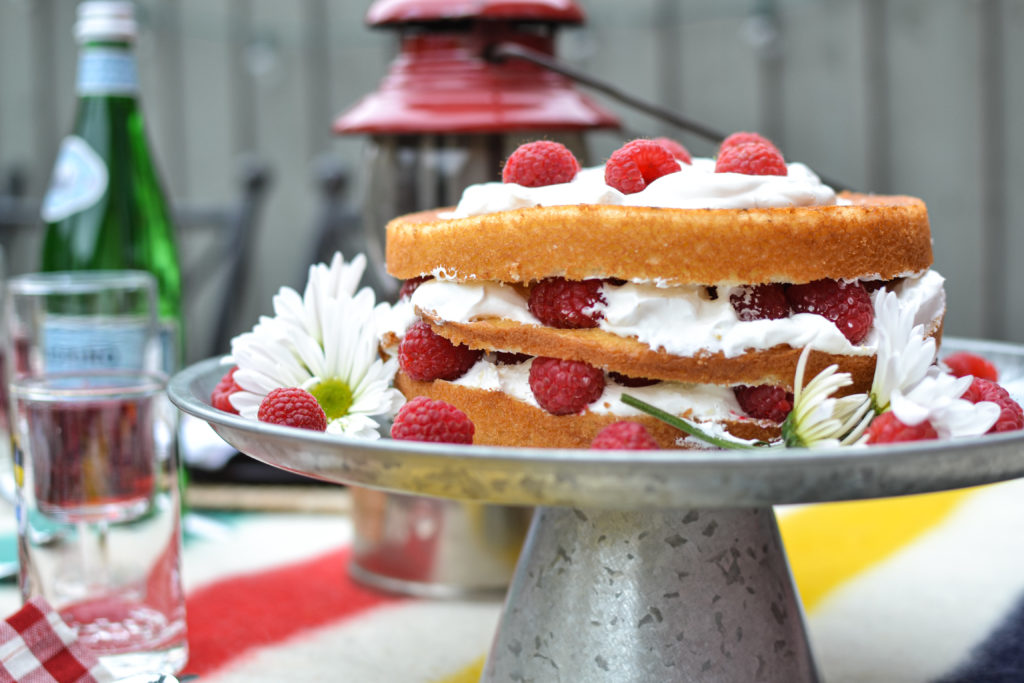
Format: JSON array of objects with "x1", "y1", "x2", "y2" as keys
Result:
[{"x1": 0, "y1": 0, "x2": 1022, "y2": 366}]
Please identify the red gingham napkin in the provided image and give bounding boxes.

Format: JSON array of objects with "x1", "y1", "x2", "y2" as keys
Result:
[{"x1": 0, "y1": 598, "x2": 114, "y2": 683}]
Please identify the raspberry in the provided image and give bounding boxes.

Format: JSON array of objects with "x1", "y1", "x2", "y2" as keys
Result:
[
  {"x1": 719, "y1": 131, "x2": 779, "y2": 155},
  {"x1": 651, "y1": 137, "x2": 692, "y2": 164},
  {"x1": 786, "y1": 279, "x2": 874, "y2": 344},
  {"x1": 257, "y1": 387, "x2": 327, "y2": 431},
  {"x1": 730, "y1": 284, "x2": 790, "y2": 321},
  {"x1": 604, "y1": 139, "x2": 682, "y2": 194},
  {"x1": 398, "y1": 321, "x2": 483, "y2": 382},
  {"x1": 529, "y1": 357, "x2": 605, "y2": 415},
  {"x1": 528, "y1": 277, "x2": 606, "y2": 329},
  {"x1": 733, "y1": 385, "x2": 793, "y2": 423},
  {"x1": 943, "y1": 351, "x2": 999, "y2": 382},
  {"x1": 715, "y1": 141, "x2": 788, "y2": 176},
  {"x1": 961, "y1": 377, "x2": 1023, "y2": 433},
  {"x1": 502, "y1": 141, "x2": 580, "y2": 187},
  {"x1": 865, "y1": 411, "x2": 938, "y2": 444},
  {"x1": 608, "y1": 372, "x2": 659, "y2": 388},
  {"x1": 399, "y1": 275, "x2": 431, "y2": 300},
  {"x1": 211, "y1": 366, "x2": 243, "y2": 414},
  {"x1": 590, "y1": 421, "x2": 659, "y2": 450},
  {"x1": 390, "y1": 396, "x2": 474, "y2": 444}
]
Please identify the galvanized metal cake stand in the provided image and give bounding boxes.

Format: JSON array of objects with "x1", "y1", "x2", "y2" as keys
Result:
[{"x1": 170, "y1": 338, "x2": 1024, "y2": 682}]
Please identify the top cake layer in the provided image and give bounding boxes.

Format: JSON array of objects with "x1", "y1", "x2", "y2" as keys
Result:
[{"x1": 386, "y1": 192, "x2": 932, "y2": 286}]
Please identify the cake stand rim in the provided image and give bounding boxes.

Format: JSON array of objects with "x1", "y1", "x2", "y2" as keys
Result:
[{"x1": 170, "y1": 337, "x2": 1024, "y2": 508}]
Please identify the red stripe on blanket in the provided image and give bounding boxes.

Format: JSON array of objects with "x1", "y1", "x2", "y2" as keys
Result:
[{"x1": 183, "y1": 548, "x2": 402, "y2": 676}]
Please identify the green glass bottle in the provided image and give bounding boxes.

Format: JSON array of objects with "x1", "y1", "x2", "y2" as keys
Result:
[{"x1": 41, "y1": 1, "x2": 183, "y2": 375}]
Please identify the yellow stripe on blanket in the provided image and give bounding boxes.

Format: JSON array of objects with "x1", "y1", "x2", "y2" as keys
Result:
[
  {"x1": 779, "y1": 487, "x2": 978, "y2": 612},
  {"x1": 437, "y1": 656, "x2": 485, "y2": 683}
]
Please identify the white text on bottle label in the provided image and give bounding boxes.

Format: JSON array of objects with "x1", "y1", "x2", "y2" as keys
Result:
[{"x1": 42, "y1": 317, "x2": 150, "y2": 373}]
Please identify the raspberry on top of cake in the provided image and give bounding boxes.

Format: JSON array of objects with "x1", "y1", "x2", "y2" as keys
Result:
[{"x1": 380, "y1": 137, "x2": 953, "y2": 449}]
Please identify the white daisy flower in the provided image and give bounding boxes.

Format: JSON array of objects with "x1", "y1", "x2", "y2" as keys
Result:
[
  {"x1": 782, "y1": 346, "x2": 873, "y2": 448},
  {"x1": 889, "y1": 367, "x2": 999, "y2": 438},
  {"x1": 228, "y1": 252, "x2": 404, "y2": 439},
  {"x1": 869, "y1": 288, "x2": 936, "y2": 413},
  {"x1": 864, "y1": 287, "x2": 998, "y2": 439}
]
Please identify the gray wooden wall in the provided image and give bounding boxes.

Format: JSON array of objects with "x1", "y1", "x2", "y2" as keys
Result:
[{"x1": 1, "y1": 0, "x2": 1022, "y2": 363}]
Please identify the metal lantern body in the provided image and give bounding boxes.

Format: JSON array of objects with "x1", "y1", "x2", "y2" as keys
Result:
[{"x1": 334, "y1": 0, "x2": 619, "y2": 298}]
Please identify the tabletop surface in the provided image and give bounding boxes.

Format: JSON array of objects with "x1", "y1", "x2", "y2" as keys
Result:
[{"x1": 4, "y1": 479, "x2": 1024, "y2": 682}]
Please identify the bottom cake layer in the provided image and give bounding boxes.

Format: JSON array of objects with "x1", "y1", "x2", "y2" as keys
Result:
[{"x1": 395, "y1": 370, "x2": 780, "y2": 449}]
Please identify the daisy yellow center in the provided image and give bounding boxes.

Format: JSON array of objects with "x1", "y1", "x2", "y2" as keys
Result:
[{"x1": 309, "y1": 379, "x2": 353, "y2": 420}]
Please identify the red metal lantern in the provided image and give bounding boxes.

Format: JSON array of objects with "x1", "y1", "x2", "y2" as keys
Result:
[{"x1": 334, "y1": 0, "x2": 619, "y2": 298}]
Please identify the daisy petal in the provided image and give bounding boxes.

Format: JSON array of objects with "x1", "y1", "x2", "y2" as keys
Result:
[{"x1": 224, "y1": 252, "x2": 401, "y2": 439}]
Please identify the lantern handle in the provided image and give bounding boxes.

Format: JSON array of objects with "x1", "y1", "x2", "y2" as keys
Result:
[
  {"x1": 486, "y1": 41, "x2": 848, "y2": 191},
  {"x1": 487, "y1": 41, "x2": 725, "y2": 143}
]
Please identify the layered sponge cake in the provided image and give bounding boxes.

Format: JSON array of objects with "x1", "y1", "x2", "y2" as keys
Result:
[{"x1": 381, "y1": 137, "x2": 945, "y2": 448}]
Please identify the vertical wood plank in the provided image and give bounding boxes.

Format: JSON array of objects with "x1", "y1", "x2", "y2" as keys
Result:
[
  {"x1": 883, "y1": 0, "x2": 985, "y2": 339},
  {"x1": 243, "y1": 0, "x2": 317, "y2": 325},
  {"x1": 752, "y1": 0, "x2": 785, "y2": 147},
  {"x1": 325, "y1": 0, "x2": 395, "y2": 221},
  {"x1": 653, "y1": 0, "x2": 684, "y2": 141},
  {"x1": 0, "y1": 0, "x2": 41, "y2": 275},
  {"x1": 997, "y1": 0, "x2": 1023, "y2": 342},
  {"x1": 228, "y1": 0, "x2": 257, "y2": 156},
  {"x1": 31, "y1": 0, "x2": 60, "y2": 193},
  {"x1": 178, "y1": 0, "x2": 236, "y2": 204},
  {"x1": 138, "y1": 0, "x2": 187, "y2": 197},
  {"x1": 861, "y1": 0, "x2": 893, "y2": 192},
  {"x1": 302, "y1": 0, "x2": 332, "y2": 160},
  {"x1": 0, "y1": 1, "x2": 37, "y2": 178},
  {"x1": 771, "y1": 0, "x2": 868, "y2": 191},
  {"x1": 976, "y1": 0, "x2": 1007, "y2": 340}
]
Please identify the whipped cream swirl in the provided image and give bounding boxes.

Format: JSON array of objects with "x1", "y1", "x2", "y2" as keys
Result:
[
  {"x1": 449, "y1": 158, "x2": 842, "y2": 218},
  {"x1": 392, "y1": 271, "x2": 946, "y2": 359}
]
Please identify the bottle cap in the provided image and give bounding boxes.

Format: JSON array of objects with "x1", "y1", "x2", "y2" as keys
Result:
[{"x1": 74, "y1": 1, "x2": 138, "y2": 43}]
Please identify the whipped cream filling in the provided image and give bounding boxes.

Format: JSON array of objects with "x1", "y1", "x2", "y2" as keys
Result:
[
  {"x1": 448, "y1": 158, "x2": 843, "y2": 218},
  {"x1": 453, "y1": 356, "x2": 743, "y2": 420},
  {"x1": 397, "y1": 270, "x2": 946, "y2": 359}
]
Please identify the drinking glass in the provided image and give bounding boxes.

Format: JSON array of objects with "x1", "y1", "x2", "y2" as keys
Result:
[
  {"x1": 4, "y1": 271, "x2": 186, "y2": 676},
  {"x1": 5, "y1": 270, "x2": 162, "y2": 380},
  {"x1": 10, "y1": 370, "x2": 187, "y2": 676}
]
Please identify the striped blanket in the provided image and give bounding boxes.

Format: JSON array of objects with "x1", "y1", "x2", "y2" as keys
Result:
[{"x1": 2, "y1": 479, "x2": 1024, "y2": 682}]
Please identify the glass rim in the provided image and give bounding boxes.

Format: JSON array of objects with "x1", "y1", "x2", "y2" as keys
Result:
[
  {"x1": 6, "y1": 270, "x2": 156, "y2": 296},
  {"x1": 10, "y1": 369, "x2": 168, "y2": 401}
]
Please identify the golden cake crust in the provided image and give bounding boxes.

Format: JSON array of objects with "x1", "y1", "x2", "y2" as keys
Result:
[
  {"x1": 395, "y1": 371, "x2": 780, "y2": 448},
  {"x1": 422, "y1": 318, "x2": 864, "y2": 392},
  {"x1": 386, "y1": 192, "x2": 932, "y2": 286}
]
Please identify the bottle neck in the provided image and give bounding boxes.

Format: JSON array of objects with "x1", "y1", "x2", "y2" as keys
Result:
[{"x1": 76, "y1": 41, "x2": 139, "y2": 98}]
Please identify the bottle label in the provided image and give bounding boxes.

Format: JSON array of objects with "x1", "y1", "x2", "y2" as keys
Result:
[
  {"x1": 76, "y1": 47, "x2": 139, "y2": 96},
  {"x1": 40, "y1": 136, "x2": 109, "y2": 223},
  {"x1": 42, "y1": 316, "x2": 151, "y2": 373}
]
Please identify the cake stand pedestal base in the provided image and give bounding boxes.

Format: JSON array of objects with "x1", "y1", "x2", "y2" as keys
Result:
[{"x1": 484, "y1": 505, "x2": 819, "y2": 682}]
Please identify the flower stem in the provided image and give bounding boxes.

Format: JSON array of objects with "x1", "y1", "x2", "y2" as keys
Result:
[{"x1": 620, "y1": 394, "x2": 766, "y2": 450}]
